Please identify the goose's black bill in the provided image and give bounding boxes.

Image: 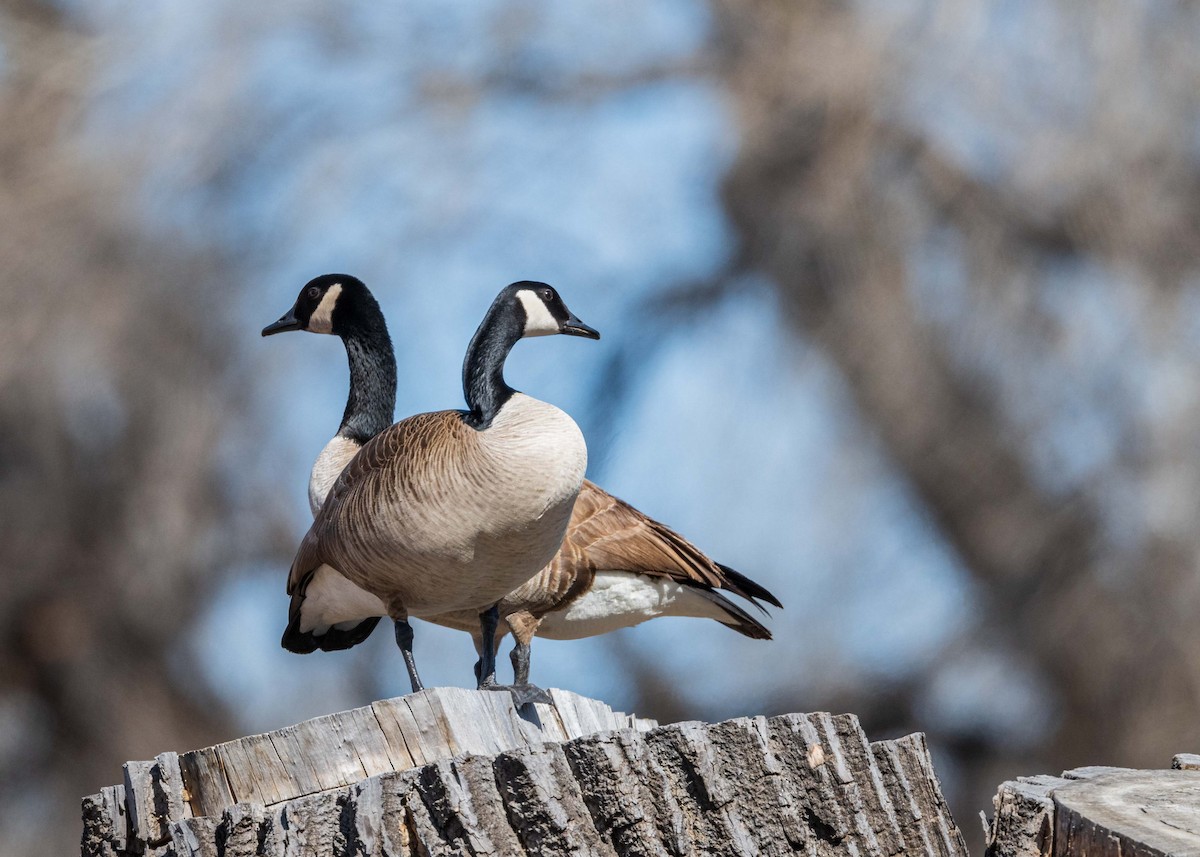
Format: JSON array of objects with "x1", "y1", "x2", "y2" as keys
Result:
[
  {"x1": 561, "y1": 312, "x2": 600, "y2": 340},
  {"x1": 262, "y1": 307, "x2": 302, "y2": 336}
]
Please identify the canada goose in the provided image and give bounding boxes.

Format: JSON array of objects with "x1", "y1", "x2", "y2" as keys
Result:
[
  {"x1": 272, "y1": 276, "x2": 781, "y2": 699},
  {"x1": 263, "y1": 275, "x2": 600, "y2": 701}
]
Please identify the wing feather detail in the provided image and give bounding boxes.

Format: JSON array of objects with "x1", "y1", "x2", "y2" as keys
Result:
[
  {"x1": 545, "y1": 480, "x2": 781, "y2": 610},
  {"x1": 286, "y1": 410, "x2": 473, "y2": 598}
]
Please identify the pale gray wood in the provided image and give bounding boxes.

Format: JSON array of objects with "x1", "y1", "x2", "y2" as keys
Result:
[
  {"x1": 1053, "y1": 770, "x2": 1200, "y2": 857},
  {"x1": 87, "y1": 687, "x2": 653, "y2": 855},
  {"x1": 1175, "y1": 754, "x2": 1200, "y2": 771},
  {"x1": 422, "y1": 686, "x2": 504, "y2": 756},
  {"x1": 369, "y1": 695, "x2": 424, "y2": 769},
  {"x1": 84, "y1": 689, "x2": 964, "y2": 857},
  {"x1": 155, "y1": 753, "x2": 190, "y2": 820},
  {"x1": 81, "y1": 785, "x2": 129, "y2": 857},
  {"x1": 169, "y1": 817, "x2": 216, "y2": 857},
  {"x1": 872, "y1": 733, "x2": 963, "y2": 856},
  {"x1": 268, "y1": 708, "x2": 374, "y2": 795},
  {"x1": 986, "y1": 766, "x2": 1200, "y2": 857},
  {"x1": 211, "y1": 731, "x2": 294, "y2": 806},
  {"x1": 985, "y1": 774, "x2": 1073, "y2": 857},
  {"x1": 118, "y1": 752, "x2": 187, "y2": 853},
  {"x1": 1060, "y1": 765, "x2": 1131, "y2": 781},
  {"x1": 120, "y1": 760, "x2": 155, "y2": 846},
  {"x1": 176, "y1": 745, "x2": 234, "y2": 820}
]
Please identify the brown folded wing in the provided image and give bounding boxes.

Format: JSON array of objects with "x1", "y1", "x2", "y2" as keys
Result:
[
  {"x1": 562, "y1": 481, "x2": 724, "y2": 581},
  {"x1": 532, "y1": 480, "x2": 774, "y2": 613}
]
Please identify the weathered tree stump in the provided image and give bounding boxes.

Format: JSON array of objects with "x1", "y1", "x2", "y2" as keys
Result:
[
  {"x1": 82, "y1": 687, "x2": 966, "y2": 856},
  {"x1": 985, "y1": 762, "x2": 1200, "y2": 857}
]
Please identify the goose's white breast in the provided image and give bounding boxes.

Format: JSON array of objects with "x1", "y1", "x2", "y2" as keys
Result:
[
  {"x1": 402, "y1": 394, "x2": 586, "y2": 613},
  {"x1": 308, "y1": 435, "x2": 361, "y2": 516},
  {"x1": 480, "y1": 393, "x2": 587, "y2": 506}
]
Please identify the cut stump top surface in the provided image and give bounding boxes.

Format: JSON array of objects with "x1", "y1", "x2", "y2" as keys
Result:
[
  {"x1": 987, "y1": 765, "x2": 1200, "y2": 857},
  {"x1": 1054, "y1": 771, "x2": 1200, "y2": 857}
]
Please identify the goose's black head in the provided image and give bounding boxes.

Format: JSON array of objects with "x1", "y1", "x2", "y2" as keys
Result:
[
  {"x1": 261, "y1": 274, "x2": 378, "y2": 338},
  {"x1": 500, "y1": 281, "x2": 601, "y2": 341},
  {"x1": 262, "y1": 273, "x2": 395, "y2": 443},
  {"x1": 462, "y1": 281, "x2": 599, "y2": 428}
]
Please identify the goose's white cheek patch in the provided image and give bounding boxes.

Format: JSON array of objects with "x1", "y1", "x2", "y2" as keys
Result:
[
  {"x1": 309, "y1": 283, "x2": 343, "y2": 334},
  {"x1": 517, "y1": 289, "x2": 559, "y2": 337}
]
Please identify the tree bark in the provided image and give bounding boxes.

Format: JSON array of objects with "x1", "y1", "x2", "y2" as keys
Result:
[
  {"x1": 82, "y1": 688, "x2": 966, "y2": 856},
  {"x1": 986, "y1": 763, "x2": 1200, "y2": 857}
]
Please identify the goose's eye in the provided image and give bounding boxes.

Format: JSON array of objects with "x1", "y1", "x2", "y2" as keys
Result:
[
  {"x1": 540, "y1": 287, "x2": 553, "y2": 301},
  {"x1": 308, "y1": 286, "x2": 321, "y2": 300}
]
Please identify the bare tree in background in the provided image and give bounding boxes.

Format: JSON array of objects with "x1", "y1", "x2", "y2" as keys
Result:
[
  {"x1": 0, "y1": 4, "x2": 280, "y2": 854},
  {"x1": 659, "y1": 0, "x2": 1200, "y2": 848}
]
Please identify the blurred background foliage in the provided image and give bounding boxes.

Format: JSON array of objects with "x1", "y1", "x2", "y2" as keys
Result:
[{"x1": 3, "y1": 0, "x2": 1200, "y2": 853}]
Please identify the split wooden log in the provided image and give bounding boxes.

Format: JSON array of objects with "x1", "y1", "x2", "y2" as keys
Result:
[
  {"x1": 82, "y1": 687, "x2": 966, "y2": 856},
  {"x1": 1175, "y1": 755, "x2": 1200, "y2": 772},
  {"x1": 985, "y1": 761, "x2": 1200, "y2": 857}
]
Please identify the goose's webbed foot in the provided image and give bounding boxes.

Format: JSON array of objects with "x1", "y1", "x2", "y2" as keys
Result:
[{"x1": 477, "y1": 679, "x2": 551, "y2": 707}]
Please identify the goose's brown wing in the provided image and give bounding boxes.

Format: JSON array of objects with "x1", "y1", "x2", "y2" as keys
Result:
[{"x1": 549, "y1": 480, "x2": 781, "y2": 610}]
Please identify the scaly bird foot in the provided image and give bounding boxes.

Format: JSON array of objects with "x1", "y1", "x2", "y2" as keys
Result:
[{"x1": 477, "y1": 680, "x2": 552, "y2": 708}]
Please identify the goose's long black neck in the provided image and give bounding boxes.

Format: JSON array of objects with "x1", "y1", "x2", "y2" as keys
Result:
[
  {"x1": 337, "y1": 300, "x2": 396, "y2": 444},
  {"x1": 463, "y1": 304, "x2": 523, "y2": 429}
]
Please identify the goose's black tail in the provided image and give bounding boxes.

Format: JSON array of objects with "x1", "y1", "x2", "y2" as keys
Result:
[
  {"x1": 697, "y1": 588, "x2": 773, "y2": 640},
  {"x1": 282, "y1": 614, "x2": 381, "y2": 653},
  {"x1": 716, "y1": 563, "x2": 783, "y2": 610}
]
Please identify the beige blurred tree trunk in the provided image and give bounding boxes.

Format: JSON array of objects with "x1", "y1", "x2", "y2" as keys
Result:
[{"x1": 0, "y1": 3, "x2": 270, "y2": 854}]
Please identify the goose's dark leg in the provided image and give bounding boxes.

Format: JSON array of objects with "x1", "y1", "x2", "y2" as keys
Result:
[
  {"x1": 476, "y1": 605, "x2": 501, "y2": 687},
  {"x1": 393, "y1": 618, "x2": 424, "y2": 693},
  {"x1": 477, "y1": 607, "x2": 550, "y2": 706},
  {"x1": 508, "y1": 611, "x2": 551, "y2": 705},
  {"x1": 472, "y1": 631, "x2": 484, "y2": 684},
  {"x1": 509, "y1": 643, "x2": 530, "y2": 685}
]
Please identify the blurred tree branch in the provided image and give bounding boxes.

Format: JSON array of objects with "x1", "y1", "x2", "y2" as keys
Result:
[
  {"x1": 421, "y1": 58, "x2": 714, "y2": 105},
  {"x1": 698, "y1": 0, "x2": 1200, "y2": 847}
]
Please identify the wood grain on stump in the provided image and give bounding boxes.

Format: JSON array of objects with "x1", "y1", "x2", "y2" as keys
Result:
[
  {"x1": 986, "y1": 764, "x2": 1200, "y2": 857},
  {"x1": 81, "y1": 687, "x2": 966, "y2": 856}
]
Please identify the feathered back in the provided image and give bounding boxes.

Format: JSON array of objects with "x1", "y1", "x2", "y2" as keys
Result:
[{"x1": 506, "y1": 480, "x2": 781, "y2": 614}]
